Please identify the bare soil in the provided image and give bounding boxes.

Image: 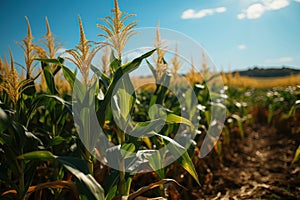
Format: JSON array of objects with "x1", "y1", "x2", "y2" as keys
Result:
[
  {"x1": 130, "y1": 124, "x2": 300, "y2": 199},
  {"x1": 191, "y1": 125, "x2": 300, "y2": 200}
]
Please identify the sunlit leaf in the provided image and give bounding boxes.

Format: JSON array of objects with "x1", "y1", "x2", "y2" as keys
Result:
[
  {"x1": 63, "y1": 165, "x2": 105, "y2": 200},
  {"x1": 62, "y1": 65, "x2": 76, "y2": 88},
  {"x1": 127, "y1": 179, "x2": 186, "y2": 200},
  {"x1": 49, "y1": 136, "x2": 66, "y2": 146},
  {"x1": 36, "y1": 58, "x2": 63, "y2": 65},
  {"x1": 41, "y1": 61, "x2": 59, "y2": 95},
  {"x1": 17, "y1": 151, "x2": 56, "y2": 160},
  {"x1": 121, "y1": 143, "x2": 136, "y2": 159},
  {"x1": 166, "y1": 114, "x2": 193, "y2": 127},
  {"x1": 149, "y1": 132, "x2": 200, "y2": 185},
  {"x1": 0, "y1": 108, "x2": 10, "y2": 132},
  {"x1": 292, "y1": 145, "x2": 300, "y2": 164},
  {"x1": 146, "y1": 150, "x2": 165, "y2": 179},
  {"x1": 105, "y1": 185, "x2": 118, "y2": 200},
  {"x1": 97, "y1": 49, "x2": 155, "y2": 126}
]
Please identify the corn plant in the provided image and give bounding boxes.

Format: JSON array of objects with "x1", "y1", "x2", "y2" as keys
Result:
[
  {"x1": 289, "y1": 95, "x2": 300, "y2": 165},
  {"x1": 264, "y1": 87, "x2": 298, "y2": 125},
  {"x1": 94, "y1": 1, "x2": 199, "y2": 197},
  {"x1": 224, "y1": 86, "x2": 253, "y2": 140},
  {"x1": 1, "y1": 0, "x2": 278, "y2": 199}
]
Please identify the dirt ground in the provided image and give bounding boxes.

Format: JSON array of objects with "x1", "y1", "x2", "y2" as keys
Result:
[
  {"x1": 191, "y1": 125, "x2": 300, "y2": 200},
  {"x1": 118, "y1": 120, "x2": 300, "y2": 200}
]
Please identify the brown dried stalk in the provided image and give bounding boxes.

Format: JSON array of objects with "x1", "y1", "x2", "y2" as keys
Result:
[
  {"x1": 126, "y1": 179, "x2": 187, "y2": 200},
  {"x1": 1, "y1": 180, "x2": 79, "y2": 200}
]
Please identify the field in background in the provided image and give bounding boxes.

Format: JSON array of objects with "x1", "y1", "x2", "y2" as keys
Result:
[
  {"x1": 132, "y1": 72, "x2": 300, "y2": 89},
  {"x1": 222, "y1": 72, "x2": 300, "y2": 88}
]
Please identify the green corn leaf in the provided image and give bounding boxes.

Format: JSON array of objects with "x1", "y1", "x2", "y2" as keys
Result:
[
  {"x1": 91, "y1": 64, "x2": 110, "y2": 89},
  {"x1": 11, "y1": 122, "x2": 27, "y2": 149},
  {"x1": 111, "y1": 73, "x2": 136, "y2": 130},
  {"x1": 59, "y1": 161, "x2": 105, "y2": 200},
  {"x1": 53, "y1": 65, "x2": 62, "y2": 76},
  {"x1": 148, "y1": 104, "x2": 168, "y2": 120},
  {"x1": 19, "y1": 76, "x2": 37, "y2": 96},
  {"x1": 146, "y1": 150, "x2": 165, "y2": 179},
  {"x1": 79, "y1": 107, "x2": 92, "y2": 149},
  {"x1": 292, "y1": 145, "x2": 300, "y2": 164},
  {"x1": 0, "y1": 133, "x2": 13, "y2": 147},
  {"x1": 166, "y1": 114, "x2": 193, "y2": 127},
  {"x1": 0, "y1": 107, "x2": 10, "y2": 132},
  {"x1": 18, "y1": 151, "x2": 105, "y2": 200},
  {"x1": 105, "y1": 185, "x2": 118, "y2": 200},
  {"x1": 36, "y1": 58, "x2": 63, "y2": 65},
  {"x1": 109, "y1": 52, "x2": 121, "y2": 73},
  {"x1": 73, "y1": 79, "x2": 86, "y2": 103},
  {"x1": 57, "y1": 156, "x2": 90, "y2": 175},
  {"x1": 130, "y1": 119, "x2": 165, "y2": 138},
  {"x1": 121, "y1": 49, "x2": 156, "y2": 73},
  {"x1": 146, "y1": 59, "x2": 157, "y2": 81},
  {"x1": 97, "y1": 49, "x2": 155, "y2": 126},
  {"x1": 86, "y1": 77, "x2": 98, "y2": 106},
  {"x1": 26, "y1": 94, "x2": 72, "y2": 128},
  {"x1": 62, "y1": 66, "x2": 76, "y2": 88},
  {"x1": 149, "y1": 132, "x2": 200, "y2": 185},
  {"x1": 44, "y1": 94, "x2": 72, "y2": 111},
  {"x1": 36, "y1": 57, "x2": 63, "y2": 77},
  {"x1": 154, "y1": 73, "x2": 172, "y2": 105},
  {"x1": 41, "y1": 61, "x2": 59, "y2": 95},
  {"x1": 17, "y1": 150, "x2": 56, "y2": 160},
  {"x1": 237, "y1": 120, "x2": 244, "y2": 140},
  {"x1": 0, "y1": 137, "x2": 4, "y2": 145},
  {"x1": 103, "y1": 169, "x2": 120, "y2": 195},
  {"x1": 125, "y1": 177, "x2": 133, "y2": 195},
  {"x1": 121, "y1": 143, "x2": 136, "y2": 159},
  {"x1": 48, "y1": 136, "x2": 66, "y2": 146},
  {"x1": 113, "y1": 88, "x2": 133, "y2": 120},
  {"x1": 177, "y1": 151, "x2": 200, "y2": 185}
]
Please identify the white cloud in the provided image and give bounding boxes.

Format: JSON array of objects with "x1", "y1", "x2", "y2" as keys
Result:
[
  {"x1": 237, "y1": 0, "x2": 290, "y2": 20},
  {"x1": 265, "y1": 56, "x2": 294, "y2": 63},
  {"x1": 215, "y1": 7, "x2": 227, "y2": 13},
  {"x1": 246, "y1": 3, "x2": 266, "y2": 19},
  {"x1": 181, "y1": 7, "x2": 227, "y2": 19},
  {"x1": 181, "y1": 9, "x2": 196, "y2": 19},
  {"x1": 264, "y1": 0, "x2": 289, "y2": 10},
  {"x1": 237, "y1": 13, "x2": 246, "y2": 19},
  {"x1": 294, "y1": 0, "x2": 300, "y2": 2},
  {"x1": 237, "y1": 44, "x2": 247, "y2": 50}
]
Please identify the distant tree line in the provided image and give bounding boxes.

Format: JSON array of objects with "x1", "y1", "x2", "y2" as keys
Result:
[{"x1": 233, "y1": 66, "x2": 300, "y2": 77}]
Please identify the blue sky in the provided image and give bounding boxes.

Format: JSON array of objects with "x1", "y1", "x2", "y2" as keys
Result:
[{"x1": 1, "y1": 0, "x2": 300, "y2": 72}]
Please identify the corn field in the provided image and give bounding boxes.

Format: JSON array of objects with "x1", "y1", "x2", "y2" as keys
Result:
[{"x1": 0, "y1": 1, "x2": 299, "y2": 199}]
